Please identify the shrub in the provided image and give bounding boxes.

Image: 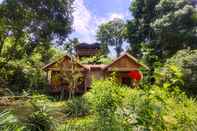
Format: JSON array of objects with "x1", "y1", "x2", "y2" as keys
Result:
[
  {"x1": 86, "y1": 78, "x2": 125, "y2": 130},
  {"x1": 117, "y1": 85, "x2": 197, "y2": 130},
  {"x1": 0, "y1": 110, "x2": 23, "y2": 130},
  {"x1": 24, "y1": 104, "x2": 56, "y2": 131},
  {"x1": 154, "y1": 64, "x2": 184, "y2": 88},
  {"x1": 118, "y1": 87, "x2": 168, "y2": 130},
  {"x1": 64, "y1": 97, "x2": 90, "y2": 117}
]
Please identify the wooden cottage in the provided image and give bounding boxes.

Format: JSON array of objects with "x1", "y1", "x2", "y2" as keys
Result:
[
  {"x1": 43, "y1": 53, "x2": 148, "y2": 94},
  {"x1": 75, "y1": 43, "x2": 101, "y2": 58}
]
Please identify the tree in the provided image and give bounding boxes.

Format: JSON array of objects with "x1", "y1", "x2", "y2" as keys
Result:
[
  {"x1": 0, "y1": 0, "x2": 74, "y2": 60},
  {"x1": 0, "y1": 0, "x2": 74, "y2": 94},
  {"x1": 152, "y1": 0, "x2": 197, "y2": 58},
  {"x1": 58, "y1": 57, "x2": 83, "y2": 99},
  {"x1": 97, "y1": 18, "x2": 126, "y2": 57},
  {"x1": 126, "y1": 0, "x2": 160, "y2": 57},
  {"x1": 126, "y1": 0, "x2": 197, "y2": 58},
  {"x1": 64, "y1": 38, "x2": 79, "y2": 56}
]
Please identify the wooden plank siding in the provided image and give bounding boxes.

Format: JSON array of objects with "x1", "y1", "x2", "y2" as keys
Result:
[{"x1": 76, "y1": 48, "x2": 100, "y2": 57}]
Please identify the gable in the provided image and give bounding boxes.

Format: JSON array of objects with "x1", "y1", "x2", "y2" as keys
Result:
[
  {"x1": 43, "y1": 55, "x2": 88, "y2": 71},
  {"x1": 104, "y1": 53, "x2": 144, "y2": 71},
  {"x1": 107, "y1": 56, "x2": 140, "y2": 71},
  {"x1": 111, "y1": 55, "x2": 140, "y2": 68}
]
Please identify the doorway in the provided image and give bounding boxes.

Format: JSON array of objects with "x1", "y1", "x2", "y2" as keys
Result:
[{"x1": 121, "y1": 77, "x2": 132, "y2": 87}]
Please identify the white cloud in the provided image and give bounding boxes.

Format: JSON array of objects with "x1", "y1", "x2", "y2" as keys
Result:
[
  {"x1": 72, "y1": 0, "x2": 128, "y2": 43},
  {"x1": 94, "y1": 13, "x2": 125, "y2": 28},
  {"x1": 72, "y1": 0, "x2": 94, "y2": 42},
  {"x1": 73, "y1": 0, "x2": 91, "y2": 33},
  {"x1": 109, "y1": 13, "x2": 125, "y2": 20}
]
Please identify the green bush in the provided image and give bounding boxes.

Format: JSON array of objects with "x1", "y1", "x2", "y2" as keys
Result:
[
  {"x1": 24, "y1": 104, "x2": 56, "y2": 131},
  {"x1": 64, "y1": 97, "x2": 90, "y2": 118},
  {"x1": 86, "y1": 78, "x2": 125, "y2": 130},
  {"x1": 0, "y1": 110, "x2": 24, "y2": 131},
  {"x1": 154, "y1": 64, "x2": 184, "y2": 88},
  {"x1": 117, "y1": 85, "x2": 197, "y2": 130}
]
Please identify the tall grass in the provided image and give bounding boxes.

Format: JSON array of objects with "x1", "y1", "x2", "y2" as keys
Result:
[{"x1": 64, "y1": 97, "x2": 90, "y2": 117}]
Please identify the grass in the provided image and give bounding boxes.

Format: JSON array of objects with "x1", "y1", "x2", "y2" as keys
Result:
[
  {"x1": 58, "y1": 115, "x2": 95, "y2": 131},
  {"x1": 0, "y1": 98, "x2": 66, "y2": 122}
]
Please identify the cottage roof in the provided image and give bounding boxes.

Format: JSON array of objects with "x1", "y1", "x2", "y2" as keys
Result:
[
  {"x1": 42, "y1": 54, "x2": 89, "y2": 71},
  {"x1": 43, "y1": 52, "x2": 148, "y2": 71},
  {"x1": 75, "y1": 43, "x2": 100, "y2": 49},
  {"x1": 103, "y1": 53, "x2": 149, "y2": 70}
]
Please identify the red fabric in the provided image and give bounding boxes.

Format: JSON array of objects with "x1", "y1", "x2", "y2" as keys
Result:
[{"x1": 128, "y1": 70, "x2": 142, "y2": 81}]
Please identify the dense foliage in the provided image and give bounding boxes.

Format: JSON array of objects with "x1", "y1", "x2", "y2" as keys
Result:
[
  {"x1": 80, "y1": 55, "x2": 112, "y2": 64},
  {"x1": 86, "y1": 78, "x2": 124, "y2": 130},
  {"x1": 84, "y1": 78, "x2": 197, "y2": 130},
  {"x1": 126, "y1": 0, "x2": 197, "y2": 58},
  {"x1": 119, "y1": 86, "x2": 197, "y2": 130},
  {"x1": 0, "y1": 0, "x2": 196, "y2": 130},
  {"x1": 0, "y1": 0, "x2": 72, "y2": 94},
  {"x1": 164, "y1": 49, "x2": 197, "y2": 96},
  {"x1": 0, "y1": 46, "x2": 63, "y2": 95},
  {"x1": 0, "y1": 0, "x2": 74, "y2": 48}
]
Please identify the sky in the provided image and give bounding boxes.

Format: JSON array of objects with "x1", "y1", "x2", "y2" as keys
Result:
[{"x1": 71, "y1": 0, "x2": 132, "y2": 43}]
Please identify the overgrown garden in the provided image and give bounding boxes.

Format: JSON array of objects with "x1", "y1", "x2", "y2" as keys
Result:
[{"x1": 0, "y1": 0, "x2": 197, "y2": 130}]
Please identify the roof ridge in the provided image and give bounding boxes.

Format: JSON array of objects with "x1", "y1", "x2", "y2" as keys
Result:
[
  {"x1": 103, "y1": 52, "x2": 148, "y2": 70},
  {"x1": 43, "y1": 54, "x2": 89, "y2": 70}
]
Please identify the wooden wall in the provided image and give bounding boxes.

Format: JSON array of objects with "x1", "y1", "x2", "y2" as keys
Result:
[{"x1": 76, "y1": 48, "x2": 99, "y2": 57}]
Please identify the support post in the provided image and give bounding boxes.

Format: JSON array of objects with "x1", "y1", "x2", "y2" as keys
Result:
[{"x1": 48, "y1": 70, "x2": 52, "y2": 85}]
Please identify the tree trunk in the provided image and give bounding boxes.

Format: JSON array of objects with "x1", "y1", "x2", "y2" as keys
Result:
[
  {"x1": 68, "y1": 85, "x2": 73, "y2": 100},
  {"x1": 60, "y1": 86, "x2": 65, "y2": 100}
]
